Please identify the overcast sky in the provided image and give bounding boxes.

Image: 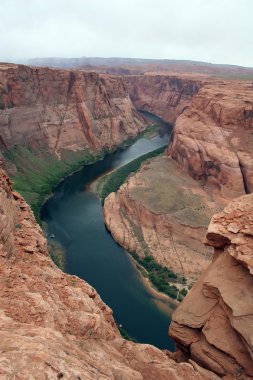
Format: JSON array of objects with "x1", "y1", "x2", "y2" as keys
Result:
[{"x1": 1, "y1": 0, "x2": 252, "y2": 67}]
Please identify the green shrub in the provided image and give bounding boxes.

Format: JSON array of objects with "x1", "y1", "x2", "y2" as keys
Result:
[
  {"x1": 48, "y1": 244, "x2": 65, "y2": 270},
  {"x1": 178, "y1": 288, "x2": 188, "y2": 302},
  {"x1": 4, "y1": 145, "x2": 103, "y2": 220},
  {"x1": 117, "y1": 324, "x2": 138, "y2": 342},
  {"x1": 98, "y1": 145, "x2": 167, "y2": 202},
  {"x1": 128, "y1": 252, "x2": 188, "y2": 300}
]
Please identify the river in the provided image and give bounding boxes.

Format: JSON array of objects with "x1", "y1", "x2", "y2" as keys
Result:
[{"x1": 40, "y1": 115, "x2": 176, "y2": 350}]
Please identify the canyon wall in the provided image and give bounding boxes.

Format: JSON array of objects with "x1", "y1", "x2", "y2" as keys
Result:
[
  {"x1": 123, "y1": 74, "x2": 202, "y2": 124},
  {"x1": 168, "y1": 80, "x2": 253, "y2": 198},
  {"x1": 104, "y1": 76, "x2": 252, "y2": 288},
  {"x1": 0, "y1": 66, "x2": 204, "y2": 161},
  {"x1": 0, "y1": 64, "x2": 145, "y2": 157},
  {"x1": 170, "y1": 193, "x2": 253, "y2": 379},
  {"x1": 0, "y1": 169, "x2": 214, "y2": 379},
  {"x1": 0, "y1": 63, "x2": 252, "y2": 377},
  {"x1": 1, "y1": 165, "x2": 252, "y2": 379},
  {"x1": 103, "y1": 155, "x2": 226, "y2": 284},
  {"x1": 1, "y1": 64, "x2": 252, "y2": 202}
]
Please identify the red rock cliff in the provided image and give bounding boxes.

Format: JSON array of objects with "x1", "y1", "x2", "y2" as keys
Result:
[
  {"x1": 123, "y1": 74, "x2": 201, "y2": 124},
  {"x1": 170, "y1": 193, "x2": 253, "y2": 379},
  {"x1": 0, "y1": 64, "x2": 145, "y2": 156},
  {"x1": 0, "y1": 169, "x2": 216, "y2": 379},
  {"x1": 103, "y1": 155, "x2": 226, "y2": 284},
  {"x1": 168, "y1": 81, "x2": 253, "y2": 198}
]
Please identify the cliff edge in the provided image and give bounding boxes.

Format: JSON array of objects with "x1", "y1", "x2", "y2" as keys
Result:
[
  {"x1": 168, "y1": 80, "x2": 253, "y2": 198},
  {"x1": 170, "y1": 193, "x2": 253, "y2": 379},
  {"x1": 0, "y1": 170, "x2": 213, "y2": 379}
]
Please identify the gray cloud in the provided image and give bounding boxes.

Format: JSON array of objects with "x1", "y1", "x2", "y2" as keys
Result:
[{"x1": 1, "y1": 0, "x2": 252, "y2": 66}]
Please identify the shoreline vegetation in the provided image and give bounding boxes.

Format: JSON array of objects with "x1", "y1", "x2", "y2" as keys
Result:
[
  {"x1": 4, "y1": 145, "x2": 104, "y2": 220},
  {"x1": 117, "y1": 324, "x2": 138, "y2": 343},
  {"x1": 4, "y1": 123, "x2": 180, "y2": 342},
  {"x1": 89, "y1": 145, "x2": 189, "y2": 303},
  {"x1": 48, "y1": 242, "x2": 65, "y2": 271},
  {"x1": 129, "y1": 252, "x2": 188, "y2": 302},
  {"x1": 4, "y1": 122, "x2": 160, "y2": 221},
  {"x1": 93, "y1": 145, "x2": 167, "y2": 202},
  {"x1": 4, "y1": 121, "x2": 183, "y2": 340}
]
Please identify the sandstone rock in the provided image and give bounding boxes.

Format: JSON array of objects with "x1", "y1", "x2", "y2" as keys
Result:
[
  {"x1": 0, "y1": 64, "x2": 146, "y2": 157},
  {"x1": 123, "y1": 74, "x2": 201, "y2": 124},
  {"x1": 0, "y1": 169, "x2": 209, "y2": 379},
  {"x1": 168, "y1": 81, "x2": 253, "y2": 198},
  {"x1": 170, "y1": 194, "x2": 253, "y2": 379},
  {"x1": 104, "y1": 155, "x2": 225, "y2": 282}
]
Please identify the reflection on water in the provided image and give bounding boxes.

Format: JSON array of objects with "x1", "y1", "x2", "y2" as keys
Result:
[{"x1": 41, "y1": 115, "x2": 176, "y2": 350}]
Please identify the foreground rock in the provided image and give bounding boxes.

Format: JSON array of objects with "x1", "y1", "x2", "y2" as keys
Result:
[
  {"x1": 104, "y1": 155, "x2": 226, "y2": 284},
  {"x1": 168, "y1": 80, "x2": 253, "y2": 198},
  {"x1": 170, "y1": 193, "x2": 253, "y2": 379},
  {"x1": 0, "y1": 170, "x2": 213, "y2": 379}
]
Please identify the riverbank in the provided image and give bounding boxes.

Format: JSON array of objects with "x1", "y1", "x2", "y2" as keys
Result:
[
  {"x1": 89, "y1": 121, "x2": 168, "y2": 196},
  {"x1": 40, "y1": 129, "x2": 175, "y2": 349},
  {"x1": 128, "y1": 254, "x2": 178, "y2": 307},
  {"x1": 128, "y1": 251, "x2": 187, "y2": 302},
  {"x1": 103, "y1": 154, "x2": 222, "y2": 300},
  {"x1": 88, "y1": 147, "x2": 188, "y2": 304},
  {"x1": 5, "y1": 121, "x2": 162, "y2": 221},
  {"x1": 90, "y1": 145, "x2": 167, "y2": 201},
  {"x1": 4, "y1": 145, "x2": 104, "y2": 220}
]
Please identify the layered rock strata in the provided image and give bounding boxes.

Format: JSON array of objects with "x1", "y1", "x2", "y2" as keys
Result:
[
  {"x1": 123, "y1": 74, "x2": 202, "y2": 124},
  {"x1": 168, "y1": 81, "x2": 253, "y2": 198},
  {"x1": 104, "y1": 155, "x2": 226, "y2": 282},
  {"x1": 0, "y1": 169, "x2": 214, "y2": 379},
  {"x1": 170, "y1": 193, "x2": 253, "y2": 379},
  {"x1": 0, "y1": 64, "x2": 145, "y2": 157}
]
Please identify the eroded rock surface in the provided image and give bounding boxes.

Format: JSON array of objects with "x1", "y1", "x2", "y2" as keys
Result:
[
  {"x1": 123, "y1": 74, "x2": 201, "y2": 124},
  {"x1": 104, "y1": 155, "x2": 226, "y2": 282},
  {"x1": 170, "y1": 194, "x2": 253, "y2": 379},
  {"x1": 0, "y1": 170, "x2": 213, "y2": 379},
  {"x1": 0, "y1": 64, "x2": 145, "y2": 156},
  {"x1": 168, "y1": 81, "x2": 253, "y2": 198}
]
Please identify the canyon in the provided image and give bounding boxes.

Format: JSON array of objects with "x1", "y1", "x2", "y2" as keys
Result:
[
  {"x1": 0, "y1": 61, "x2": 252, "y2": 378},
  {"x1": 104, "y1": 77, "x2": 253, "y2": 283},
  {"x1": 123, "y1": 75, "x2": 253, "y2": 198},
  {"x1": 0, "y1": 63, "x2": 146, "y2": 214},
  {"x1": 0, "y1": 168, "x2": 213, "y2": 379}
]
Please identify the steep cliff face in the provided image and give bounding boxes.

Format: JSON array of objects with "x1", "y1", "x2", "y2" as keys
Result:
[
  {"x1": 0, "y1": 64, "x2": 145, "y2": 156},
  {"x1": 103, "y1": 155, "x2": 226, "y2": 284},
  {"x1": 123, "y1": 74, "x2": 202, "y2": 124},
  {"x1": 170, "y1": 193, "x2": 253, "y2": 379},
  {"x1": 0, "y1": 169, "x2": 215, "y2": 379},
  {"x1": 168, "y1": 81, "x2": 253, "y2": 198}
]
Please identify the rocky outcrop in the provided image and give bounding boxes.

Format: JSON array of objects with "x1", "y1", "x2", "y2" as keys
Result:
[
  {"x1": 168, "y1": 80, "x2": 253, "y2": 198},
  {"x1": 0, "y1": 66, "x2": 204, "y2": 161},
  {"x1": 0, "y1": 64, "x2": 145, "y2": 157},
  {"x1": 170, "y1": 193, "x2": 253, "y2": 379},
  {"x1": 0, "y1": 169, "x2": 215, "y2": 379},
  {"x1": 104, "y1": 155, "x2": 226, "y2": 282},
  {"x1": 123, "y1": 74, "x2": 201, "y2": 124}
]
